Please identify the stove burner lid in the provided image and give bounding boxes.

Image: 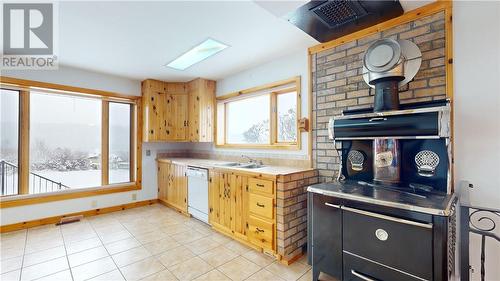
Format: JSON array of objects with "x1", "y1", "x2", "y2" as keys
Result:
[
  {"x1": 364, "y1": 39, "x2": 402, "y2": 73},
  {"x1": 362, "y1": 38, "x2": 422, "y2": 88}
]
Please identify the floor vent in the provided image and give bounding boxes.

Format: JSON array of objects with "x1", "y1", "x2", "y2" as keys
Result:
[{"x1": 56, "y1": 215, "x2": 83, "y2": 225}]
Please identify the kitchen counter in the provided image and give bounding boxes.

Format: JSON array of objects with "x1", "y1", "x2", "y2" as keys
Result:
[
  {"x1": 307, "y1": 180, "x2": 457, "y2": 216},
  {"x1": 157, "y1": 157, "x2": 314, "y2": 176}
]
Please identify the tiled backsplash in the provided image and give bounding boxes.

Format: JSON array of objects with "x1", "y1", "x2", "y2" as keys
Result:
[{"x1": 311, "y1": 11, "x2": 448, "y2": 182}]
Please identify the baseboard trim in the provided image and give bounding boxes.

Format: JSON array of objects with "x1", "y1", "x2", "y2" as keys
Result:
[
  {"x1": 0, "y1": 199, "x2": 158, "y2": 233},
  {"x1": 157, "y1": 199, "x2": 190, "y2": 217}
]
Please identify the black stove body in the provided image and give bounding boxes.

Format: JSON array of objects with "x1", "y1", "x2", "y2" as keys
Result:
[{"x1": 307, "y1": 100, "x2": 457, "y2": 281}]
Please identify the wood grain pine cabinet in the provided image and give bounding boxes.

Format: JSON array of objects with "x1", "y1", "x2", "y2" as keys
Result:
[
  {"x1": 208, "y1": 171, "x2": 249, "y2": 241},
  {"x1": 142, "y1": 78, "x2": 215, "y2": 143},
  {"x1": 157, "y1": 162, "x2": 188, "y2": 214},
  {"x1": 208, "y1": 170, "x2": 276, "y2": 252},
  {"x1": 187, "y1": 78, "x2": 216, "y2": 142}
]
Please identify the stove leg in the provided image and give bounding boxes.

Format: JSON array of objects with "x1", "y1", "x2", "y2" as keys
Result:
[{"x1": 312, "y1": 267, "x2": 320, "y2": 281}]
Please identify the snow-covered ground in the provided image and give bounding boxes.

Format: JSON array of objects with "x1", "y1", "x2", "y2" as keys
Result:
[{"x1": 1, "y1": 169, "x2": 130, "y2": 195}]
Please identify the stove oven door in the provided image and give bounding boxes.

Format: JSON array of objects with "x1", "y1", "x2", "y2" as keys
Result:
[
  {"x1": 342, "y1": 206, "x2": 433, "y2": 281},
  {"x1": 310, "y1": 193, "x2": 343, "y2": 281}
]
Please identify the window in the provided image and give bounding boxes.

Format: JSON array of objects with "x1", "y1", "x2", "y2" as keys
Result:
[
  {"x1": 226, "y1": 94, "x2": 270, "y2": 144},
  {"x1": 109, "y1": 102, "x2": 131, "y2": 184},
  {"x1": 0, "y1": 89, "x2": 20, "y2": 196},
  {"x1": 30, "y1": 92, "x2": 102, "y2": 192},
  {"x1": 0, "y1": 77, "x2": 140, "y2": 206},
  {"x1": 216, "y1": 77, "x2": 300, "y2": 149},
  {"x1": 277, "y1": 91, "x2": 297, "y2": 143}
]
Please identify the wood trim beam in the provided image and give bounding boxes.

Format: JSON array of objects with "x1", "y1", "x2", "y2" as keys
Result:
[
  {"x1": 19, "y1": 90, "x2": 30, "y2": 195},
  {"x1": 0, "y1": 199, "x2": 157, "y2": 233},
  {"x1": 0, "y1": 184, "x2": 140, "y2": 208},
  {"x1": 0, "y1": 76, "x2": 140, "y2": 101},
  {"x1": 135, "y1": 100, "x2": 143, "y2": 187},
  {"x1": 308, "y1": 1, "x2": 452, "y2": 54},
  {"x1": 101, "y1": 101, "x2": 109, "y2": 186},
  {"x1": 217, "y1": 76, "x2": 300, "y2": 101}
]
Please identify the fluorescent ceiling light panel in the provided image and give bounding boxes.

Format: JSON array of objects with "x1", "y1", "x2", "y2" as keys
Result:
[{"x1": 166, "y1": 38, "x2": 228, "y2": 70}]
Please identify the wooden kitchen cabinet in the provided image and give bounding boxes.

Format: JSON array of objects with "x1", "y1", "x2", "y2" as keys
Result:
[
  {"x1": 187, "y1": 78, "x2": 216, "y2": 142},
  {"x1": 157, "y1": 162, "x2": 188, "y2": 214},
  {"x1": 247, "y1": 178, "x2": 275, "y2": 251},
  {"x1": 142, "y1": 78, "x2": 215, "y2": 143},
  {"x1": 165, "y1": 93, "x2": 188, "y2": 141},
  {"x1": 209, "y1": 171, "x2": 249, "y2": 240},
  {"x1": 142, "y1": 79, "x2": 166, "y2": 142}
]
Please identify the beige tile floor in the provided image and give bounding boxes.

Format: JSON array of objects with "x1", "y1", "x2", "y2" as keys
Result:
[{"x1": 0, "y1": 204, "x2": 311, "y2": 281}]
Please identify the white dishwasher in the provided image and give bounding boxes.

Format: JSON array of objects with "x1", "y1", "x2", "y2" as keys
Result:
[{"x1": 186, "y1": 166, "x2": 209, "y2": 224}]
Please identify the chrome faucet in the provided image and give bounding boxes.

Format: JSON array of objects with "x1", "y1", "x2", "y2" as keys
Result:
[{"x1": 241, "y1": 155, "x2": 263, "y2": 165}]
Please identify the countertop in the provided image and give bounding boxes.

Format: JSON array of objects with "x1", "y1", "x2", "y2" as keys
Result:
[
  {"x1": 307, "y1": 180, "x2": 457, "y2": 216},
  {"x1": 157, "y1": 157, "x2": 314, "y2": 176}
]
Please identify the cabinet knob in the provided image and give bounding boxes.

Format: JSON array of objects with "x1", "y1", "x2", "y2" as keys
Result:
[
  {"x1": 256, "y1": 203, "x2": 265, "y2": 208},
  {"x1": 375, "y1": 228, "x2": 389, "y2": 241}
]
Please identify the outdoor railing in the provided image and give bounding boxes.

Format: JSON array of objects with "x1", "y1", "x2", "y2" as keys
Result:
[{"x1": 0, "y1": 160, "x2": 70, "y2": 196}]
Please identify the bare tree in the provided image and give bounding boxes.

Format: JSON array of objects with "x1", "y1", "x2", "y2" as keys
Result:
[
  {"x1": 243, "y1": 119, "x2": 270, "y2": 143},
  {"x1": 278, "y1": 108, "x2": 297, "y2": 142}
]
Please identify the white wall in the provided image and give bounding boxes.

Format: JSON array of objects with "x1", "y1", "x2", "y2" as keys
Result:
[
  {"x1": 453, "y1": 2, "x2": 500, "y2": 280},
  {"x1": 2, "y1": 65, "x2": 141, "y2": 97},
  {"x1": 190, "y1": 50, "x2": 310, "y2": 159},
  {"x1": 0, "y1": 66, "x2": 184, "y2": 225}
]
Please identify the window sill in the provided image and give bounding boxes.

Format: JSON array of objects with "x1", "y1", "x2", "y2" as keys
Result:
[
  {"x1": 215, "y1": 143, "x2": 300, "y2": 150},
  {"x1": 0, "y1": 183, "x2": 141, "y2": 208}
]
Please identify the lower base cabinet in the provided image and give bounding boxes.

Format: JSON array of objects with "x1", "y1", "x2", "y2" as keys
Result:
[
  {"x1": 208, "y1": 171, "x2": 251, "y2": 242},
  {"x1": 158, "y1": 162, "x2": 187, "y2": 213},
  {"x1": 208, "y1": 170, "x2": 276, "y2": 253}
]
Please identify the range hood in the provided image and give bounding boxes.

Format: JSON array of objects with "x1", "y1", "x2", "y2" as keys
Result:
[{"x1": 286, "y1": 0, "x2": 404, "y2": 43}]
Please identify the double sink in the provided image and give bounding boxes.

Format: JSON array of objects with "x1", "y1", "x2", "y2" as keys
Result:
[{"x1": 215, "y1": 162, "x2": 265, "y2": 169}]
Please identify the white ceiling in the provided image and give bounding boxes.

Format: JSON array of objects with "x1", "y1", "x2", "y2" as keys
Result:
[
  {"x1": 58, "y1": 1, "x2": 432, "y2": 82},
  {"x1": 58, "y1": 1, "x2": 317, "y2": 81}
]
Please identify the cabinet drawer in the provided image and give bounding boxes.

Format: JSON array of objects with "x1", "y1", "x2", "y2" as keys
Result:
[
  {"x1": 343, "y1": 206, "x2": 433, "y2": 280},
  {"x1": 343, "y1": 251, "x2": 425, "y2": 281},
  {"x1": 249, "y1": 193, "x2": 273, "y2": 219},
  {"x1": 248, "y1": 216, "x2": 274, "y2": 250},
  {"x1": 248, "y1": 178, "x2": 273, "y2": 195}
]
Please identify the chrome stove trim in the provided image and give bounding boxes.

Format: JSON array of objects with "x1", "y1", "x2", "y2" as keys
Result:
[
  {"x1": 331, "y1": 136, "x2": 441, "y2": 140},
  {"x1": 343, "y1": 251, "x2": 430, "y2": 281},
  {"x1": 342, "y1": 206, "x2": 433, "y2": 229},
  {"x1": 307, "y1": 185, "x2": 457, "y2": 216},
  {"x1": 334, "y1": 104, "x2": 449, "y2": 120}
]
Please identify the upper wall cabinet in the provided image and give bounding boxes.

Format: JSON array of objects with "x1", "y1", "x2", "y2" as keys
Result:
[
  {"x1": 188, "y1": 79, "x2": 216, "y2": 142},
  {"x1": 142, "y1": 78, "x2": 215, "y2": 142}
]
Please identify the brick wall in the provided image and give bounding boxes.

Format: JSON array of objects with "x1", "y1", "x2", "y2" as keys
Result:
[
  {"x1": 312, "y1": 11, "x2": 447, "y2": 182},
  {"x1": 276, "y1": 170, "x2": 318, "y2": 262}
]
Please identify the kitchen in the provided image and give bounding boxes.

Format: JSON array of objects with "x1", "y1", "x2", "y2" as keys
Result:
[{"x1": 1, "y1": 1, "x2": 499, "y2": 281}]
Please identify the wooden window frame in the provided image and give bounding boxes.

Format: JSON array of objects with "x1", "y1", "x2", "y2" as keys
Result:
[
  {"x1": 0, "y1": 76, "x2": 142, "y2": 208},
  {"x1": 215, "y1": 76, "x2": 301, "y2": 150}
]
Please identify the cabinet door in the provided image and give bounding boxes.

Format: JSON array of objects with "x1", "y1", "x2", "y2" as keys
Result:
[
  {"x1": 167, "y1": 164, "x2": 175, "y2": 205},
  {"x1": 311, "y1": 193, "x2": 342, "y2": 281},
  {"x1": 188, "y1": 86, "x2": 200, "y2": 142},
  {"x1": 198, "y1": 80, "x2": 215, "y2": 142},
  {"x1": 157, "y1": 162, "x2": 169, "y2": 201},
  {"x1": 218, "y1": 173, "x2": 232, "y2": 232},
  {"x1": 171, "y1": 164, "x2": 187, "y2": 212},
  {"x1": 209, "y1": 170, "x2": 221, "y2": 225},
  {"x1": 165, "y1": 94, "x2": 188, "y2": 141},
  {"x1": 143, "y1": 89, "x2": 164, "y2": 141},
  {"x1": 230, "y1": 174, "x2": 248, "y2": 239}
]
